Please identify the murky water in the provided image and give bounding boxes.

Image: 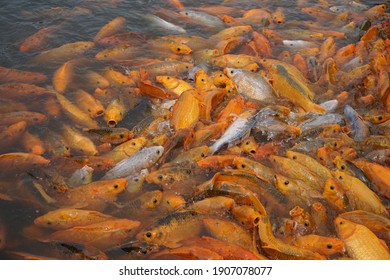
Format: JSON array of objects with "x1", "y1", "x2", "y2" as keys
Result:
[{"x1": 0, "y1": 0, "x2": 389, "y2": 260}]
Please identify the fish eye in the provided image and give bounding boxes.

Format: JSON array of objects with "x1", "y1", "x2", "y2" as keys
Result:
[
  {"x1": 230, "y1": 70, "x2": 234, "y2": 74},
  {"x1": 131, "y1": 141, "x2": 136, "y2": 146},
  {"x1": 120, "y1": 134, "x2": 124, "y2": 138},
  {"x1": 33, "y1": 117, "x2": 39, "y2": 121},
  {"x1": 246, "y1": 141, "x2": 250, "y2": 145},
  {"x1": 153, "y1": 199, "x2": 158, "y2": 204},
  {"x1": 157, "y1": 175, "x2": 163, "y2": 180},
  {"x1": 330, "y1": 185, "x2": 335, "y2": 190},
  {"x1": 339, "y1": 221, "x2": 344, "y2": 225},
  {"x1": 167, "y1": 77, "x2": 170, "y2": 79},
  {"x1": 145, "y1": 231, "x2": 152, "y2": 238},
  {"x1": 47, "y1": 221, "x2": 52, "y2": 225},
  {"x1": 304, "y1": 221, "x2": 310, "y2": 227},
  {"x1": 250, "y1": 150, "x2": 255, "y2": 154},
  {"x1": 241, "y1": 164, "x2": 246, "y2": 168},
  {"x1": 186, "y1": 169, "x2": 192, "y2": 174},
  {"x1": 113, "y1": 184, "x2": 118, "y2": 189},
  {"x1": 340, "y1": 165, "x2": 345, "y2": 170},
  {"x1": 134, "y1": 178, "x2": 139, "y2": 182},
  {"x1": 339, "y1": 176, "x2": 343, "y2": 179},
  {"x1": 201, "y1": 153, "x2": 205, "y2": 157},
  {"x1": 319, "y1": 157, "x2": 324, "y2": 160},
  {"x1": 327, "y1": 244, "x2": 333, "y2": 249},
  {"x1": 156, "y1": 150, "x2": 161, "y2": 154},
  {"x1": 284, "y1": 180, "x2": 289, "y2": 185},
  {"x1": 201, "y1": 78, "x2": 204, "y2": 82},
  {"x1": 378, "y1": 116, "x2": 383, "y2": 120},
  {"x1": 292, "y1": 156, "x2": 297, "y2": 159},
  {"x1": 185, "y1": 12, "x2": 188, "y2": 15},
  {"x1": 177, "y1": 48, "x2": 181, "y2": 52}
]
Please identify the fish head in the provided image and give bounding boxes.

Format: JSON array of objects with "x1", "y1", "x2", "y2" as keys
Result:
[
  {"x1": 334, "y1": 217, "x2": 357, "y2": 240},
  {"x1": 136, "y1": 228, "x2": 163, "y2": 245}
]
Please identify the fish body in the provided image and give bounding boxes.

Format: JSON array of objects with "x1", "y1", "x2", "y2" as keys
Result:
[
  {"x1": 334, "y1": 217, "x2": 390, "y2": 259},
  {"x1": 209, "y1": 109, "x2": 257, "y2": 154},
  {"x1": 225, "y1": 68, "x2": 276, "y2": 102},
  {"x1": 61, "y1": 125, "x2": 97, "y2": 156},
  {"x1": 344, "y1": 105, "x2": 370, "y2": 142},
  {"x1": 102, "y1": 146, "x2": 164, "y2": 180},
  {"x1": 34, "y1": 208, "x2": 113, "y2": 230},
  {"x1": 136, "y1": 211, "x2": 202, "y2": 248},
  {"x1": 47, "y1": 219, "x2": 140, "y2": 250}
]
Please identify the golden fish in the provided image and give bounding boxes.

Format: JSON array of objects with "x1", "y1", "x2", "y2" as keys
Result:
[
  {"x1": 0, "y1": 121, "x2": 26, "y2": 149},
  {"x1": 54, "y1": 91, "x2": 98, "y2": 128},
  {"x1": 61, "y1": 124, "x2": 97, "y2": 156},
  {"x1": 0, "y1": 83, "x2": 49, "y2": 100},
  {"x1": 171, "y1": 90, "x2": 200, "y2": 130},
  {"x1": 231, "y1": 205, "x2": 261, "y2": 229},
  {"x1": 34, "y1": 208, "x2": 113, "y2": 230},
  {"x1": 156, "y1": 75, "x2": 193, "y2": 96},
  {"x1": 334, "y1": 217, "x2": 390, "y2": 260},
  {"x1": 47, "y1": 218, "x2": 140, "y2": 250},
  {"x1": 103, "y1": 136, "x2": 146, "y2": 163},
  {"x1": 334, "y1": 170, "x2": 388, "y2": 216},
  {"x1": 104, "y1": 97, "x2": 127, "y2": 127},
  {"x1": 103, "y1": 68, "x2": 135, "y2": 87},
  {"x1": 0, "y1": 66, "x2": 47, "y2": 84},
  {"x1": 292, "y1": 234, "x2": 345, "y2": 257},
  {"x1": 73, "y1": 89, "x2": 105, "y2": 118},
  {"x1": 257, "y1": 215, "x2": 326, "y2": 260},
  {"x1": 52, "y1": 60, "x2": 75, "y2": 94},
  {"x1": 323, "y1": 178, "x2": 349, "y2": 212},
  {"x1": 136, "y1": 210, "x2": 203, "y2": 248},
  {"x1": 187, "y1": 196, "x2": 235, "y2": 215},
  {"x1": 94, "y1": 16, "x2": 126, "y2": 42},
  {"x1": 19, "y1": 25, "x2": 58, "y2": 53},
  {"x1": 0, "y1": 152, "x2": 49, "y2": 172}
]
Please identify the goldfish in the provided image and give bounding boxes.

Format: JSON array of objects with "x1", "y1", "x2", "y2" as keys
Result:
[
  {"x1": 55, "y1": 178, "x2": 127, "y2": 211},
  {"x1": 351, "y1": 159, "x2": 390, "y2": 199},
  {"x1": 103, "y1": 68, "x2": 135, "y2": 87},
  {"x1": 203, "y1": 218, "x2": 256, "y2": 253},
  {"x1": 323, "y1": 178, "x2": 349, "y2": 212},
  {"x1": 61, "y1": 124, "x2": 97, "y2": 156},
  {"x1": 19, "y1": 25, "x2": 58, "y2": 53},
  {"x1": 231, "y1": 205, "x2": 261, "y2": 229},
  {"x1": 52, "y1": 60, "x2": 75, "y2": 94},
  {"x1": 257, "y1": 215, "x2": 326, "y2": 260},
  {"x1": 334, "y1": 170, "x2": 388, "y2": 216},
  {"x1": 171, "y1": 91, "x2": 200, "y2": 130},
  {"x1": 47, "y1": 218, "x2": 140, "y2": 250},
  {"x1": 0, "y1": 152, "x2": 49, "y2": 172},
  {"x1": 187, "y1": 196, "x2": 235, "y2": 215},
  {"x1": 30, "y1": 41, "x2": 95, "y2": 64},
  {"x1": 103, "y1": 137, "x2": 147, "y2": 163},
  {"x1": 334, "y1": 217, "x2": 390, "y2": 259},
  {"x1": 54, "y1": 91, "x2": 98, "y2": 128},
  {"x1": 86, "y1": 127, "x2": 133, "y2": 145},
  {"x1": 0, "y1": 121, "x2": 26, "y2": 149},
  {"x1": 0, "y1": 66, "x2": 47, "y2": 84},
  {"x1": 292, "y1": 234, "x2": 345, "y2": 256},
  {"x1": 34, "y1": 208, "x2": 113, "y2": 230},
  {"x1": 136, "y1": 211, "x2": 203, "y2": 248},
  {"x1": 156, "y1": 75, "x2": 194, "y2": 96},
  {"x1": 93, "y1": 16, "x2": 126, "y2": 42},
  {"x1": 232, "y1": 156, "x2": 275, "y2": 183},
  {"x1": 0, "y1": 83, "x2": 49, "y2": 100},
  {"x1": 104, "y1": 97, "x2": 127, "y2": 127}
]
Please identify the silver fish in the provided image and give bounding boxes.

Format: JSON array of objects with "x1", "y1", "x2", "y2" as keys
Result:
[
  {"x1": 68, "y1": 165, "x2": 94, "y2": 187},
  {"x1": 179, "y1": 10, "x2": 225, "y2": 29},
  {"x1": 209, "y1": 110, "x2": 257, "y2": 154},
  {"x1": 225, "y1": 68, "x2": 276, "y2": 102},
  {"x1": 144, "y1": 14, "x2": 186, "y2": 34},
  {"x1": 102, "y1": 146, "x2": 164, "y2": 180},
  {"x1": 299, "y1": 113, "x2": 345, "y2": 132},
  {"x1": 344, "y1": 105, "x2": 370, "y2": 142}
]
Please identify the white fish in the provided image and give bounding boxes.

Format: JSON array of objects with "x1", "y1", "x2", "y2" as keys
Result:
[
  {"x1": 68, "y1": 165, "x2": 94, "y2": 187},
  {"x1": 225, "y1": 68, "x2": 276, "y2": 102},
  {"x1": 144, "y1": 14, "x2": 186, "y2": 34},
  {"x1": 299, "y1": 113, "x2": 345, "y2": 132},
  {"x1": 344, "y1": 105, "x2": 370, "y2": 142},
  {"x1": 283, "y1": 40, "x2": 318, "y2": 49},
  {"x1": 102, "y1": 146, "x2": 164, "y2": 180},
  {"x1": 209, "y1": 110, "x2": 257, "y2": 154},
  {"x1": 125, "y1": 169, "x2": 149, "y2": 193}
]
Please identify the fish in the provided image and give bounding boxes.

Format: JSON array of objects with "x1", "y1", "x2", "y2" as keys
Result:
[
  {"x1": 171, "y1": 91, "x2": 200, "y2": 130},
  {"x1": 257, "y1": 215, "x2": 326, "y2": 260},
  {"x1": 232, "y1": 156, "x2": 275, "y2": 183},
  {"x1": 203, "y1": 217, "x2": 255, "y2": 253},
  {"x1": 103, "y1": 136, "x2": 147, "y2": 163},
  {"x1": 68, "y1": 165, "x2": 94, "y2": 187},
  {"x1": 209, "y1": 109, "x2": 258, "y2": 154},
  {"x1": 34, "y1": 208, "x2": 113, "y2": 230},
  {"x1": 54, "y1": 91, "x2": 98, "y2": 128},
  {"x1": 61, "y1": 125, "x2": 98, "y2": 156},
  {"x1": 344, "y1": 105, "x2": 370, "y2": 142},
  {"x1": 351, "y1": 159, "x2": 390, "y2": 199},
  {"x1": 334, "y1": 217, "x2": 390, "y2": 260},
  {"x1": 292, "y1": 234, "x2": 345, "y2": 256},
  {"x1": 46, "y1": 218, "x2": 141, "y2": 250},
  {"x1": 0, "y1": 121, "x2": 27, "y2": 149},
  {"x1": 0, "y1": 83, "x2": 49, "y2": 100},
  {"x1": 30, "y1": 41, "x2": 95, "y2": 64},
  {"x1": 179, "y1": 10, "x2": 225, "y2": 30},
  {"x1": 102, "y1": 146, "x2": 164, "y2": 180},
  {"x1": 0, "y1": 66, "x2": 47, "y2": 84},
  {"x1": 94, "y1": 16, "x2": 127, "y2": 42},
  {"x1": 323, "y1": 178, "x2": 349, "y2": 212},
  {"x1": 104, "y1": 97, "x2": 128, "y2": 127},
  {"x1": 231, "y1": 205, "x2": 262, "y2": 229},
  {"x1": 52, "y1": 60, "x2": 75, "y2": 94},
  {"x1": 55, "y1": 178, "x2": 127, "y2": 211},
  {"x1": 144, "y1": 14, "x2": 186, "y2": 34},
  {"x1": 0, "y1": 153, "x2": 49, "y2": 173},
  {"x1": 334, "y1": 170, "x2": 388, "y2": 216},
  {"x1": 136, "y1": 210, "x2": 203, "y2": 248},
  {"x1": 86, "y1": 127, "x2": 133, "y2": 145},
  {"x1": 225, "y1": 68, "x2": 276, "y2": 102},
  {"x1": 187, "y1": 196, "x2": 235, "y2": 215}
]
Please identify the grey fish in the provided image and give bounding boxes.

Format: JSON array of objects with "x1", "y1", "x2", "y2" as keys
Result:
[
  {"x1": 102, "y1": 146, "x2": 164, "y2": 180},
  {"x1": 344, "y1": 105, "x2": 370, "y2": 142},
  {"x1": 299, "y1": 113, "x2": 345, "y2": 132},
  {"x1": 68, "y1": 165, "x2": 94, "y2": 187},
  {"x1": 209, "y1": 110, "x2": 257, "y2": 154}
]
